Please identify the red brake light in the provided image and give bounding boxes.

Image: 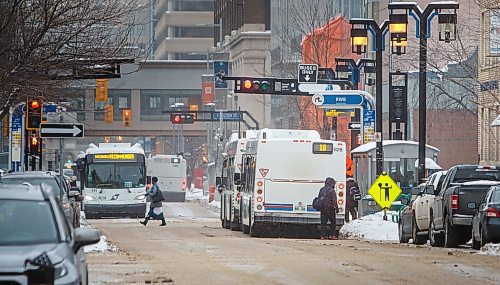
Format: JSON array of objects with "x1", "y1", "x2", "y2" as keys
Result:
[
  {"x1": 486, "y1": 207, "x2": 500, "y2": 217},
  {"x1": 338, "y1": 191, "x2": 344, "y2": 197},
  {"x1": 451, "y1": 194, "x2": 459, "y2": 210}
]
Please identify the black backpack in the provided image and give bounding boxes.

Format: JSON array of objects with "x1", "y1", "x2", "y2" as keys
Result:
[
  {"x1": 350, "y1": 185, "x2": 361, "y2": 201},
  {"x1": 312, "y1": 187, "x2": 326, "y2": 211},
  {"x1": 151, "y1": 185, "x2": 165, "y2": 203}
]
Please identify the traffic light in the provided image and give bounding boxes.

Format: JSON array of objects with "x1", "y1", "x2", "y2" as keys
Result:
[
  {"x1": 122, "y1": 109, "x2": 131, "y2": 127},
  {"x1": 29, "y1": 135, "x2": 39, "y2": 155},
  {"x1": 104, "y1": 105, "x2": 114, "y2": 123},
  {"x1": 95, "y1": 79, "x2": 108, "y2": 102},
  {"x1": 26, "y1": 97, "x2": 43, "y2": 130},
  {"x1": 170, "y1": 113, "x2": 194, "y2": 124},
  {"x1": 237, "y1": 78, "x2": 272, "y2": 94}
]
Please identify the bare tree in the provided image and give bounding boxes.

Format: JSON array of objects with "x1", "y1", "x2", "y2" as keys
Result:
[
  {"x1": 270, "y1": 0, "x2": 352, "y2": 137},
  {"x1": 0, "y1": 0, "x2": 150, "y2": 119}
]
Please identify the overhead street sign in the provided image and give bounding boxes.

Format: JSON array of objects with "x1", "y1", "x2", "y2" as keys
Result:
[
  {"x1": 368, "y1": 172, "x2": 402, "y2": 210},
  {"x1": 298, "y1": 64, "x2": 318, "y2": 84},
  {"x1": 348, "y1": 122, "x2": 361, "y2": 130},
  {"x1": 211, "y1": 112, "x2": 241, "y2": 121},
  {"x1": 298, "y1": 83, "x2": 341, "y2": 93},
  {"x1": 312, "y1": 94, "x2": 364, "y2": 106},
  {"x1": 40, "y1": 123, "x2": 84, "y2": 138}
]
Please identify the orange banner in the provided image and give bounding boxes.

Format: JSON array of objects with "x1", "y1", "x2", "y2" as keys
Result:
[{"x1": 202, "y1": 81, "x2": 214, "y2": 104}]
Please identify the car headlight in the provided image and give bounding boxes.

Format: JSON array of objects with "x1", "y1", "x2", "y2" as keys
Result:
[
  {"x1": 135, "y1": 194, "x2": 146, "y2": 200},
  {"x1": 54, "y1": 262, "x2": 68, "y2": 279},
  {"x1": 85, "y1": 194, "x2": 96, "y2": 201}
]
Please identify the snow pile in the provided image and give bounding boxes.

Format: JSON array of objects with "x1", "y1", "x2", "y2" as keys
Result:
[
  {"x1": 209, "y1": 200, "x2": 221, "y2": 209},
  {"x1": 84, "y1": 235, "x2": 117, "y2": 253},
  {"x1": 339, "y1": 211, "x2": 398, "y2": 242},
  {"x1": 79, "y1": 211, "x2": 118, "y2": 253},
  {"x1": 478, "y1": 243, "x2": 500, "y2": 256},
  {"x1": 186, "y1": 188, "x2": 208, "y2": 201}
]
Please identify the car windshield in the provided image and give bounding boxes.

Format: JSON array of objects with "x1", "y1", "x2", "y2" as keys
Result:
[
  {"x1": 86, "y1": 162, "x2": 145, "y2": 189},
  {"x1": 454, "y1": 168, "x2": 500, "y2": 182},
  {"x1": 492, "y1": 190, "x2": 500, "y2": 203},
  {"x1": 0, "y1": 200, "x2": 59, "y2": 245}
]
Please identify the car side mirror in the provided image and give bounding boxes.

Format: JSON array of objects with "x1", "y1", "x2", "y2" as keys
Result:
[
  {"x1": 425, "y1": 185, "x2": 435, "y2": 195},
  {"x1": 68, "y1": 190, "x2": 80, "y2": 198},
  {"x1": 401, "y1": 197, "x2": 409, "y2": 206},
  {"x1": 467, "y1": 202, "x2": 478, "y2": 210},
  {"x1": 73, "y1": 228, "x2": 100, "y2": 253}
]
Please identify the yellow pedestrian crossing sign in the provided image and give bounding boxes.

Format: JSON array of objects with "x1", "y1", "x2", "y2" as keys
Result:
[{"x1": 368, "y1": 171, "x2": 402, "y2": 210}]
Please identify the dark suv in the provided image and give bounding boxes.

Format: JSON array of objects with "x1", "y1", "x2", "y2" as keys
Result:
[
  {"x1": 0, "y1": 184, "x2": 100, "y2": 285},
  {"x1": 0, "y1": 171, "x2": 82, "y2": 227}
]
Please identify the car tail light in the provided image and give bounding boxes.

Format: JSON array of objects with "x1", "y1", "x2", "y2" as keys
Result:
[
  {"x1": 451, "y1": 194, "x2": 459, "y2": 210},
  {"x1": 486, "y1": 207, "x2": 500, "y2": 217},
  {"x1": 182, "y1": 178, "x2": 187, "y2": 190},
  {"x1": 338, "y1": 191, "x2": 344, "y2": 197},
  {"x1": 257, "y1": 189, "x2": 263, "y2": 195},
  {"x1": 338, "y1": 199, "x2": 344, "y2": 205}
]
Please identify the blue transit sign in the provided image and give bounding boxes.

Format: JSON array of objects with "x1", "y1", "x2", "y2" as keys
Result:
[
  {"x1": 11, "y1": 116, "x2": 23, "y2": 132},
  {"x1": 214, "y1": 61, "x2": 229, "y2": 89},
  {"x1": 211, "y1": 112, "x2": 241, "y2": 121},
  {"x1": 312, "y1": 94, "x2": 364, "y2": 106},
  {"x1": 363, "y1": 110, "x2": 375, "y2": 123}
]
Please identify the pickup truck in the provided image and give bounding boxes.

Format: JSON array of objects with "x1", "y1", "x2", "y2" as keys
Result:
[
  {"x1": 429, "y1": 165, "x2": 500, "y2": 248},
  {"x1": 411, "y1": 171, "x2": 447, "y2": 245}
]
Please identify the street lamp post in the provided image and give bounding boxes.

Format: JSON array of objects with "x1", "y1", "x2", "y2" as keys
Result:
[
  {"x1": 335, "y1": 58, "x2": 377, "y2": 90},
  {"x1": 350, "y1": 19, "x2": 390, "y2": 176},
  {"x1": 388, "y1": 1, "x2": 459, "y2": 184}
]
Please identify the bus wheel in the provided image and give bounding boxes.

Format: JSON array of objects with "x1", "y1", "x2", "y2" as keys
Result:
[{"x1": 250, "y1": 223, "x2": 260, "y2": 238}]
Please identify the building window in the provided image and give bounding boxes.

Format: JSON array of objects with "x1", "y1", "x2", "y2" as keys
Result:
[
  {"x1": 172, "y1": 53, "x2": 207, "y2": 60},
  {"x1": 140, "y1": 89, "x2": 201, "y2": 121},
  {"x1": 172, "y1": 0, "x2": 213, "y2": 12},
  {"x1": 94, "y1": 90, "x2": 131, "y2": 121},
  {"x1": 174, "y1": 27, "x2": 213, "y2": 38}
]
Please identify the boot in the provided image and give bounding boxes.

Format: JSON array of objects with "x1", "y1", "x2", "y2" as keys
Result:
[
  {"x1": 159, "y1": 218, "x2": 166, "y2": 226},
  {"x1": 140, "y1": 217, "x2": 149, "y2": 226}
]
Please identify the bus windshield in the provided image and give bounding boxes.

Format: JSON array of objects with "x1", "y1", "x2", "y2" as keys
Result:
[{"x1": 86, "y1": 162, "x2": 145, "y2": 189}]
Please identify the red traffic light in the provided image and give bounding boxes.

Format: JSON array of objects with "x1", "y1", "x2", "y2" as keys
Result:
[
  {"x1": 174, "y1": 115, "x2": 181, "y2": 123},
  {"x1": 171, "y1": 113, "x2": 194, "y2": 124},
  {"x1": 31, "y1": 101, "x2": 40, "y2": 109}
]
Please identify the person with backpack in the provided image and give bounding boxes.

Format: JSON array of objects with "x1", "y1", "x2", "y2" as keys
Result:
[
  {"x1": 317, "y1": 177, "x2": 339, "y2": 240},
  {"x1": 140, "y1": 176, "x2": 166, "y2": 226},
  {"x1": 345, "y1": 176, "x2": 360, "y2": 223}
]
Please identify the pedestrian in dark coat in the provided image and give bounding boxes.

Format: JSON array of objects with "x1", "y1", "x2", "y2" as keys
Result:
[
  {"x1": 140, "y1": 177, "x2": 166, "y2": 226},
  {"x1": 345, "y1": 176, "x2": 359, "y2": 223},
  {"x1": 318, "y1": 177, "x2": 338, "y2": 240}
]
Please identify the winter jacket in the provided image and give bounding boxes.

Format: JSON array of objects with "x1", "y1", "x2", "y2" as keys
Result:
[
  {"x1": 318, "y1": 177, "x2": 338, "y2": 212},
  {"x1": 147, "y1": 183, "x2": 163, "y2": 208},
  {"x1": 346, "y1": 178, "x2": 359, "y2": 206}
]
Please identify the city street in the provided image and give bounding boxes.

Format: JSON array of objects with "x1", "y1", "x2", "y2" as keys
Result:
[{"x1": 86, "y1": 200, "x2": 500, "y2": 285}]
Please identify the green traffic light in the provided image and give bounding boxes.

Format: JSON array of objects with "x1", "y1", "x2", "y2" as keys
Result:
[{"x1": 260, "y1": 81, "x2": 270, "y2": 90}]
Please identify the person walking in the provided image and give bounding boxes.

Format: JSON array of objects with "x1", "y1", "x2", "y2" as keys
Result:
[
  {"x1": 318, "y1": 177, "x2": 339, "y2": 240},
  {"x1": 140, "y1": 177, "x2": 166, "y2": 226},
  {"x1": 345, "y1": 176, "x2": 359, "y2": 223}
]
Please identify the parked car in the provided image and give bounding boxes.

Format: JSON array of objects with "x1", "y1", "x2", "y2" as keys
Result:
[
  {"x1": 398, "y1": 185, "x2": 425, "y2": 243},
  {"x1": 0, "y1": 171, "x2": 82, "y2": 227},
  {"x1": 0, "y1": 184, "x2": 100, "y2": 285},
  {"x1": 471, "y1": 185, "x2": 500, "y2": 249},
  {"x1": 411, "y1": 171, "x2": 447, "y2": 245},
  {"x1": 430, "y1": 165, "x2": 500, "y2": 248}
]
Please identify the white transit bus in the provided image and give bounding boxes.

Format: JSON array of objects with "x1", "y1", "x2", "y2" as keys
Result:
[
  {"x1": 220, "y1": 131, "x2": 259, "y2": 230},
  {"x1": 78, "y1": 143, "x2": 147, "y2": 218},
  {"x1": 237, "y1": 129, "x2": 346, "y2": 237},
  {"x1": 147, "y1": 154, "x2": 187, "y2": 202}
]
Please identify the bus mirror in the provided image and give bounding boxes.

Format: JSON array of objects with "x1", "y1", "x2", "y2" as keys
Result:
[
  {"x1": 216, "y1": 177, "x2": 222, "y2": 186},
  {"x1": 234, "y1": 173, "x2": 241, "y2": 185}
]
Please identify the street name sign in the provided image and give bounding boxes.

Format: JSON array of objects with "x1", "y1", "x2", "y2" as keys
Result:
[
  {"x1": 367, "y1": 172, "x2": 402, "y2": 210},
  {"x1": 298, "y1": 64, "x2": 318, "y2": 84},
  {"x1": 40, "y1": 123, "x2": 84, "y2": 138},
  {"x1": 211, "y1": 112, "x2": 241, "y2": 122},
  {"x1": 312, "y1": 94, "x2": 364, "y2": 106}
]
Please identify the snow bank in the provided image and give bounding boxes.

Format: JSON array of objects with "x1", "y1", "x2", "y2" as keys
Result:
[
  {"x1": 84, "y1": 235, "x2": 117, "y2": 253},
  {"x1": 186, "y1": 188, "x2": 208, "y2": 201},
  {"x1": 339, "y1": 211, "x2": 398, "y2": 242},
  {"x1": 478, "y1": 243, "x2": 500, "y2": 256},
  {"x1": 209, "y1": 200, "x2": 221, "y2": 209},
  {"x1": 80, "y1": 211, "x2": 118, "y2": 253}
]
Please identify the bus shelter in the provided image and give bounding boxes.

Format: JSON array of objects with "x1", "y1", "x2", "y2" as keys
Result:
[{"x1": 351, "y1": 140, "x2": 440, "y2": 216}]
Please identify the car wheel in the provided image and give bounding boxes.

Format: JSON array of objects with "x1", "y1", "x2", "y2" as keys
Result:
[
  {"x1": 444, "y1": 217, "x2": 459, "y2": 248},
  {"x1": 471, "y1": 226, "x2": 481, "y2": 250},
  {"x1": 429, "y1": 217, "x2": 444, "y2": 247},
  {"x1": 398, "y1": 220, "x2": 409, "y2": 243},
  {"x1": 412, "y1": 216, "x2": 427, "y2": 245}
]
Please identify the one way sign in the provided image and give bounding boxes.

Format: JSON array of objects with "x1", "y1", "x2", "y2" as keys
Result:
[
  {"x1": 40, "y1": 123, "x2": 84, "y2": 138},
  {"x1": 298, "y1": 64, "x2": 318, "y2": 84}
]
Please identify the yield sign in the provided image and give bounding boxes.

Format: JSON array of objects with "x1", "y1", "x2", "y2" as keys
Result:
[
  {"x1": 40, "y1": 123, "x2": 84, "y2": 138},
  {"x1": 367, "y1": 172, "x2": 402, "y2": 210}
]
